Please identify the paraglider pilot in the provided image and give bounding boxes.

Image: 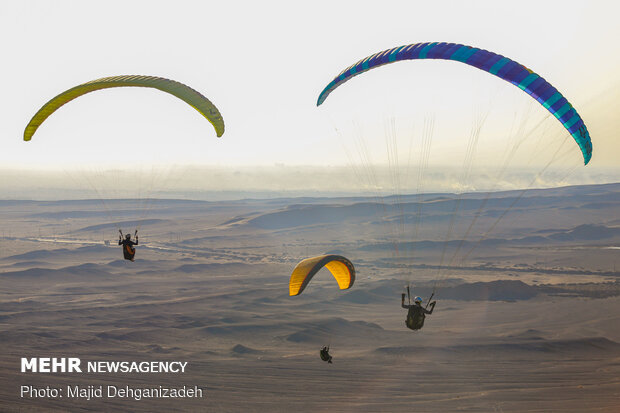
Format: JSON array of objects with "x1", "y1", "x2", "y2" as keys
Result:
[
  {"x1": 119, "y1": 229, "x2": 138, "y2": 262},
  {"x1": 401, "y1": 290, "x2": 435, "y2": 331},
  {"x1": 320, "y1": 346, "x2": 333, "y2": 364}
]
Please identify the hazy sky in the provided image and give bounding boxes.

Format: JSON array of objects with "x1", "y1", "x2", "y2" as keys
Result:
[{"x1": 0, "y1": 0, "x2": 618, "y2": 197}]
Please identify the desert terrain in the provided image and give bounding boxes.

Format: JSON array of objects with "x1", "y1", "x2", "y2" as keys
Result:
[{"x1": 1, "y1": 183, "x2": 619, "y2": 412}]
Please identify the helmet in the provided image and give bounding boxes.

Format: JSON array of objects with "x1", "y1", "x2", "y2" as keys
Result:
[
  {"x1": 125, "y1": 233, "x2": 131, "y2": 239},
  {"x1": 414, "y1": 296, "x2": 423, "y2": 304}
]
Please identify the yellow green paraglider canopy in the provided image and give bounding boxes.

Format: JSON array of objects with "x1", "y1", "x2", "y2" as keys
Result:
[{"x1": 24, "y1": 75, "x2": 225, "y2": 140}]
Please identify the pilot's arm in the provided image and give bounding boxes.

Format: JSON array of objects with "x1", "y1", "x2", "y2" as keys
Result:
[
  {"x1": 401, "y1": 293, "x2": 410, "y2": 309},
  {"x1": 424, "y1": 301, "x2": 436, "y2": 315}
]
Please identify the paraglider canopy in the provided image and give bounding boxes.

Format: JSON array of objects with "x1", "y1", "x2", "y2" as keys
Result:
[
  {"x1": 317, "y1": 42, "x2": 592, "y2": 165},
  {"x1": 289, "y1": 254, "x2": 355, "y2": 296},
  {"x1": 24, "y1": 75, "x2": 225, "y2": 141}
]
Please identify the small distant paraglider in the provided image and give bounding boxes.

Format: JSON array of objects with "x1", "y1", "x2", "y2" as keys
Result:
[
  {"x1": 289, "y1": 254, "x2": 355, "y2": 364},
  {"x1": 319, "y1": 346, "x2": 333, "y2": 364}
]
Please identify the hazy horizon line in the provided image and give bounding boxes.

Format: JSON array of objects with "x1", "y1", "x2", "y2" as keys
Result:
[{"x1": 0, "y1": 180, "x2": 618, "y2": 203}]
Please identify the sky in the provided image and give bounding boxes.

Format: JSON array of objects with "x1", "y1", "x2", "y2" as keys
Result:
[{"x1": 0, "y1": 0, "x2": 618, "y2": 198}]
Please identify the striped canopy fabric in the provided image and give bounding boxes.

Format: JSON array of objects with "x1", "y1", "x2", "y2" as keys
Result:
[{"x1": 318, "y1": 42, "x2": 592, "y2": 165}]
